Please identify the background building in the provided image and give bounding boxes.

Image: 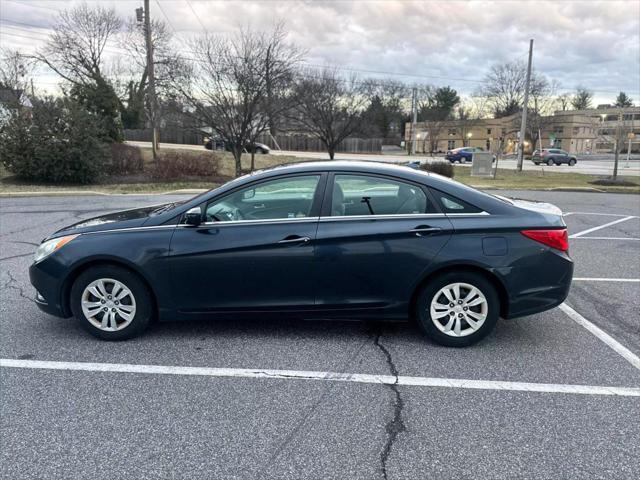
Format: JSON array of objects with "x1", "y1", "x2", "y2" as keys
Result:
[{"x1": 407, "y1": 106, "x2": 640, "y2": 154}]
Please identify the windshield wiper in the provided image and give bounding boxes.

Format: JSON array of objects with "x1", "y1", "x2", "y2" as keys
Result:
[{"x1": 151, "y1": 201, "x2": 185, "y2": 215}]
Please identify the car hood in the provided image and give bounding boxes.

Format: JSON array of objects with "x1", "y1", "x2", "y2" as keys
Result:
[{"x1": 47, "y1": 204, "x2": 173, "y2": 239}]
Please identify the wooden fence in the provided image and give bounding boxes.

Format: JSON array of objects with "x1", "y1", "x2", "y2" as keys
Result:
[
  {"x1": 125, "y1": 129, "x2": 384, "y2": 154},
  {"x1": 255, "y1": 134, "x2": 382, "y2": 153},
  {"x1": 124, "y1": 128, "x2": 206, "y2": 146}
]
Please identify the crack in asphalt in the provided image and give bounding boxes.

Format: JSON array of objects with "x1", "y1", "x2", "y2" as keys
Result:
[
  {"x1": 0, "y1": 252, "x2": 33, "y2": 262},
  {"x1": 253, "y1": 332, "x2": 371, "y2": 479},
  {"x1": 1, "y1": 269, "x2": 34, "y2": 303},
  {"x1": 374, "y1": 332, "x2": 406, "y2": 480}
]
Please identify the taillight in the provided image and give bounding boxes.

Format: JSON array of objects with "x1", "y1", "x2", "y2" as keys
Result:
[{"x1": 521, "y1": 229, "x2": 569, "y2": 252}]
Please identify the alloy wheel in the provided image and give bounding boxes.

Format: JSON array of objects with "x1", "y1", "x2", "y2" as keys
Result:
[
  {"x1": 429, "y1": 282, "x2": 488, "y2": 337},
  {"x1": 81, "y1": 278, "x2": 137, "y2": 332}
]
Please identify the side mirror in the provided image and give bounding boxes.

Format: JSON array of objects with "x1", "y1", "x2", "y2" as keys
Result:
[
  {"x1": 183, "y1": 207, "x2": 202, "y2": 226},
  {"x1": 242, "y1": 189, "x2": 256, "y2": 200}
]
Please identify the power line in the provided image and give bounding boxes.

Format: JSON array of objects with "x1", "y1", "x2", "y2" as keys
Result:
[{"x1": 184, "y1": 0, "x2": 209, "y2": 34}]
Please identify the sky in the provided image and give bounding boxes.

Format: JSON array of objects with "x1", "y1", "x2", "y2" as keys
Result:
[{"x1": 1, "y1": 0, "x2": 639, "y2": 106}]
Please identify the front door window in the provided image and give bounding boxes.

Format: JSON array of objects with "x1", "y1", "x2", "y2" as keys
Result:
[{"x1": 206, "y1": 175, "x2": 320, "y2": 222}]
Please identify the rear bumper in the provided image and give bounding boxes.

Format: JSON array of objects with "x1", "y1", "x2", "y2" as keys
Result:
[{"x1": 502, "y1": 252, "x2": 574, "y2": 319}]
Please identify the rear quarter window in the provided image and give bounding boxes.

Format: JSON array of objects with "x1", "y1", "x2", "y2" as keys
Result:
[{"x1": 430, "y1": 189, "x2": 483, "y2": 214}]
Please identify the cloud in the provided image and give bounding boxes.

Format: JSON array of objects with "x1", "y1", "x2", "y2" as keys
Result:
[{"x1": 1, "y1": 0, "x2": 638, "y2": 103}]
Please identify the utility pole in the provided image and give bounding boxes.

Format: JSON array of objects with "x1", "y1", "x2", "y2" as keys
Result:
[
  {"x1": 143, "y1": 0, "x2": 159, "y2": 161},
  {"x1": 410, "y1": 86, "x2": 417, "y2": 156},
  {"x1": 517, "y1": 39, "x2": 534, "y2": 172},
  {"x1": 613, "y1": 109, "x2": 621, "y2": 180}
]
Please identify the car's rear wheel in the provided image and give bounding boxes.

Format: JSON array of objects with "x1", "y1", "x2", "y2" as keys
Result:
[
  {"x1": 70, "y1": 265, "x2": 153, "y2": 340},
  {"x1": 568, "y1": 158, "x2": 576, "y2": 166},
  {"x1": 547, "y1": 158, "x2": 554, "y2": 166},
  {"x1": 415, "y1": 271, "x2": 499, "y2": 347}
]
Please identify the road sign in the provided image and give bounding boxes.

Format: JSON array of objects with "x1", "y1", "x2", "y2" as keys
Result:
[{"x1": 628, "y1": 132, "x2": 635, "y2": 140}]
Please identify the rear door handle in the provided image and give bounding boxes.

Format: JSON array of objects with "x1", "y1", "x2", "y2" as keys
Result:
[
  {"x1": 410, "y1": 226, "x2": 442, "y2": 236},
  {"x1": 278, "y1": 235, "x2": 311, "y2": 244}
]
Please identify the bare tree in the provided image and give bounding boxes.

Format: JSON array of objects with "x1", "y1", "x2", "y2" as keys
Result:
[
  {"x1": 174, "y1": 28, "x2": 300, "y2": 176},
  {"x1": 556, "y1": 92, "x2": 571, "y2": 111},
  {"x1": 526, "y1": 78, "x2": 560, "y2": 151},
  {"x1": 361, "y1": 78, "x2": 410, "y2": 139},
  {"x1": 34, "y1": 3, "x2": 124, "y2": 141},
  {"x1": 293, "y1": 69, "x2": 369, "y2": 159},
  {"x1": 571, "y1": 86, "x2": 594, "y2": 110},
  {"x1": 478, "y1": 60, "x2": 548, "y2": 118},
  {"x1": 0, "y1": 48, "x2": 33, "y2": 107},
  {"x1": 120, "y1": 17, "x2": 186, "y2": 129},
  {"x1": 263, "y1": 22, "x2": 306, "y2": 137},
  {"x1": 36, "y1": 3, "x2": 121, "y2": 86}
]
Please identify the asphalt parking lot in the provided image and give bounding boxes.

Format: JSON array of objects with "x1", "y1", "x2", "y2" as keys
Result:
[{"x1": 1, "y1": 190, "x2": 639, "y2": 479}]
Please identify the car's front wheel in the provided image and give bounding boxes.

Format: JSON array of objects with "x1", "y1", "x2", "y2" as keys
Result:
[
  {"x1": 70, "y1": 265, "x2": 153, "y2": 340},
  {"x1": 568, "y1": 158, "x2": 576, "y2": 166},
  {"x1": 415, "y1": 271, "x2": 499, "y2": 347}
]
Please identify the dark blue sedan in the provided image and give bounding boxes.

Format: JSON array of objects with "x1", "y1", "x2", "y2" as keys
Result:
[
  {"x1": 29, "y1": 162, "x2": 573, "y2": 347},
  {"x1": 446, "y1": 147, "x2": 495, "y2": 163}
]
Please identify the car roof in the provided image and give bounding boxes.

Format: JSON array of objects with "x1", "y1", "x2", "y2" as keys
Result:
[{"x1": 157, "y1": 159, "x2": 518, "y2": 223}]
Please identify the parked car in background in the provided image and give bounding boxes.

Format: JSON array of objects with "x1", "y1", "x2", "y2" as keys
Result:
[
  {"x1": 532, "y1": 149, "x2": 577, "y2": 166},
  {"x1": 446, "y1": 147, "x2": 495, "y2": 163},
  {"x1": 204, "y1": 137, "x2": 271, "y2": 154},
  {"x1": 29, "y1": 161, "x2": 572, "y2": 347}
]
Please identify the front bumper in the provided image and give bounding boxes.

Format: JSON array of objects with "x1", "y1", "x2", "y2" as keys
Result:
[{"x1": 29, "y1": 260, "x2": 69, "y2": 318}]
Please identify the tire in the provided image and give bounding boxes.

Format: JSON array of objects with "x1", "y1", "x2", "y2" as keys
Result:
[
  {"x1": 415, "y1": 271, "x2": 500, "y2": 347},
  {"x1": 547, "y1": 158, "x2": 554, "y2": 166},
  {"x1": 568, "y1": 158, "x2": 576, "y2": 166},
  {"x1": 70, "y1": 265, "x2": 153, "y2": 340},
  {"x1": 534, "y1": 162, "x2": 540, "y2": 165}
]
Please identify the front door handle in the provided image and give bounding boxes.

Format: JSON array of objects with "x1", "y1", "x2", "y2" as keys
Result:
[
  {"x1": 278, "y1": 235, "x2": 311, "y2": 244},
  {"x1": 410, "y1": 226, "x2": 442, "y2": 236}
]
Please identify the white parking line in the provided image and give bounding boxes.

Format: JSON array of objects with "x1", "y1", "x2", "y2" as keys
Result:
[
  {"x1": 571, "y1": 237, "x2": 640, "y2": 241},
  {"x1": 573, "y1": 277, "x2": 640, "y2": 282},
  {"x1": 564, "y1": 212, "x2": 639, "y2": 218},
  {"x1": 559, "y1": 303, "x2": 640, "y2": 371},
  {"x1": 1, "y1": 358, "x2": 638, "y2": 397},
  {"x1": 569, "y1": 216, "x2": 636, "y2": 238}
]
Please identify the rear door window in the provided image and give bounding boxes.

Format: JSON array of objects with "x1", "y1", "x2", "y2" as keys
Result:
[{"x1": 331, "y1": 174, "x2": 434, "y2": 216}]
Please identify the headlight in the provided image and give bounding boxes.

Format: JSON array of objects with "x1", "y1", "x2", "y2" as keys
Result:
[{"x1": 34, "y1": 235, "x2": 78, "y2": 263}]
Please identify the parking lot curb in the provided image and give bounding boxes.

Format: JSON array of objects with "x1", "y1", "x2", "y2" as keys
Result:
[
  {"x1": 0, "y1": 189, "x2": 208, "y2": 197},
  {"x1": 0, "y1": 191, "x2": 112, "y2": 197}
]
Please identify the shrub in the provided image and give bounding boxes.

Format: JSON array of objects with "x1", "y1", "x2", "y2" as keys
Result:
[
  {"x1": 109, "y1": 143, "x2": 144, "y2": 175},
  {"x1": 151, "y1": 150, "x2": 220, "y2": 180},
  {"x1": 420, "y1": 161, "x2": 454, "y2": 178},
  {"x1": 0, "y1": 97, "x2": 110, "y2": 184}
]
